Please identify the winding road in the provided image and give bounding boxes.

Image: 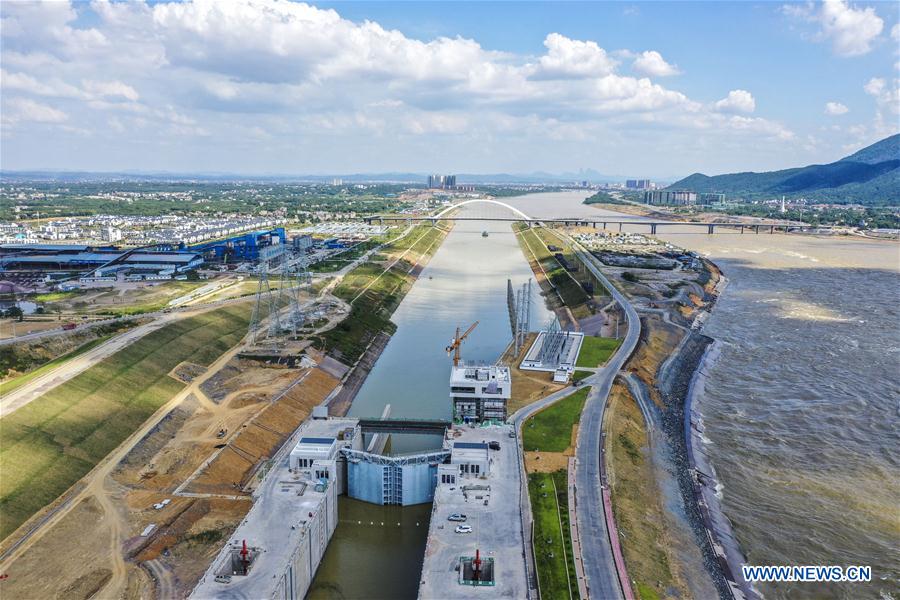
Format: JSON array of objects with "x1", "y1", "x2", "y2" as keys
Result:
[
  {"x1": 569, "y1": 241, "x2": 641, "y2": 600},
  {"x1": 508, "y1": 233, "x2": 641, "y2": 600}
]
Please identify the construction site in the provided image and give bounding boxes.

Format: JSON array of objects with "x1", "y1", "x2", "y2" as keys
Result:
[{"x1": 0, "y1": 222, "x2": 453, "y2": 599}]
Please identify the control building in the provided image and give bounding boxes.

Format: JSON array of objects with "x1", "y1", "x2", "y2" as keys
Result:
[{"x1": 450, "y1": 364, "x2": 511, "y2": 423}]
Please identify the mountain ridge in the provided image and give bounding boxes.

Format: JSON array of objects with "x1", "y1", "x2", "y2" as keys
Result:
[{"x1": 667, "y1": 134, "x2": 899, "y2": 204}]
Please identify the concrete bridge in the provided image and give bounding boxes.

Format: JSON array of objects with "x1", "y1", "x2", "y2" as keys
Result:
[
  {"x1": 365, "y1": 214, "x2": 825, "y2": 234},
  {"x1": 357, "y1": 417, "x2": 451, "y2": 435},
  {"x1": 363, "y1": 198, "x2": 826, "y2": 234}
]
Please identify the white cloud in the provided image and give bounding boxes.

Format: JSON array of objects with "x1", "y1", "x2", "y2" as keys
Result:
[
  {"x1": 82, "y1": 80, "x2": 139, "y2": 102},
  {"x1": 863, "y1": 77, "x2": 900, "y2": 115},
  {"x1": 0, "y1": 0, "x2": 805, "y2": 172},
  {"x1": 824, "y1": 101, "x2": 849, "y2": 115},
  {"x1": 891, "y1": 23, "x2": 899, "y2": 41},
  {"x1": 632, "y1": 51, "x2": 681, "y2": 77},
  {"x1": 714, "y1": 90, "x2": 756, "y2": 113},
  {"x1": 533, "y1": 33, "x2": 618, "y2": 79},
  {"x1": 864, "y1": 77, "x2": 885, "y2": 96},
  {"x1": 3, "y1": 97, "x2": 68, "y2": 123},
  {"x1": 785, "y1": 0, "x2": 884, "y2": 57}
]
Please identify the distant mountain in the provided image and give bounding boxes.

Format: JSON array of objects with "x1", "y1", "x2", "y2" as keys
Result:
[
  {"x1": 839, "y1": 134, "x2": 900, "y2": 165},
  {"x1": 668, "y1": 134, "x2": 900, "y2": 204}
]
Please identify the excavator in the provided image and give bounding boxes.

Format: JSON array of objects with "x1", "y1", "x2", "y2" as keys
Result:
[{"x1": 446, "y1": 321, "x2": 479, "y2": 367}]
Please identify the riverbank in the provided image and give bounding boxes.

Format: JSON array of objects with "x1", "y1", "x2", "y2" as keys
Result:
[
  {"x1": 315, "y1": 222, "x2": 453, "y2": 416},
  {"x1": 542, "y1": 221, "x2": 748, "y2": 600}
]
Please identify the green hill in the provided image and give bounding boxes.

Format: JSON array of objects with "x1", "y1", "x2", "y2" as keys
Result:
[
  {"x1": 839, "y1": 134, "x2": 900, "y2": 165},
  {"x1": 668, "y1": 134, "x2": 899, "y2": 205}
]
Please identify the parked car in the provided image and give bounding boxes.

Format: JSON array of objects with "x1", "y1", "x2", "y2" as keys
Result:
[
  {"x1": 455, "y1": 525, "x2": 473, "y2": 534},
  {"x1": 488, "y1": 441, "x2": 501, "y2": 451},
  {"x1": 447, "y1": 513, "x2": 467, "y2": 522}
]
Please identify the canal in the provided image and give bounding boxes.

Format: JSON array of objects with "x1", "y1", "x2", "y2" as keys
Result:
[{"x1": 308, "y1": 204, "x2": 551, "y2": 599}]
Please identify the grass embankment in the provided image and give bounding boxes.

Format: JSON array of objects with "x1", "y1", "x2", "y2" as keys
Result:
[
  {"x1": 606, "y1": 383, "x2": 687, "y2": 600},
  {"x1": 523, "y1": 387, "x2": 589, "y2": 453},
  {"x1": 575, "y1": 335, "x2": 623, "y2": 368},
  {"x1": 529, "y1": 469, "x2": 579, "y2": 600},
  {"x1": 0, "y1": 321, "x2": 137, "y2": 379},
  {"x1": 1, "y1": 336, "x2": 113, "y2": 396},
  {"x1": 315, "y1": 224, "x2": 448, "y2": 364},
  {"x1": 0, "y1": 304, "x2": 249, "y2": 541},
  {"x1": 517, "y1": 225, "x2": 590, "y2": 310}
]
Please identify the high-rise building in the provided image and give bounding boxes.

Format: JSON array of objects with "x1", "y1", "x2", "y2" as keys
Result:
[
  {"x1": 101, "y1": 227, "x2": 122, "y2": 242},
  {"x1": 626, "y1": 179, "x2": 652, "y2": 190},
  {"x1": 428, "y1": 174, "x2": 459, "y2": 189},
  {"x1": 644, "y1": 190, "x2": 698, "y2": 205}
]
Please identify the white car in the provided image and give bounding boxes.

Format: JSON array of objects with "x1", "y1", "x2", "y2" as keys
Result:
[{"x1": 455, "y1": 524, "x2": 473, "y2": 534}]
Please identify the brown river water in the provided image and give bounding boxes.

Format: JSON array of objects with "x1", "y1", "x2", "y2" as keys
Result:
[
  {"x1": 505, "y1": 192, "x2": 900, "y2": 600},
  {"x1": 310, "y1": 191, "x2": 899, "y2": 599}
]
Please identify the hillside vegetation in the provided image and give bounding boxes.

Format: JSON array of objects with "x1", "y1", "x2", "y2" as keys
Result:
[{"x1": 668, "y1": 134, "x2": 899, "y2": 205}]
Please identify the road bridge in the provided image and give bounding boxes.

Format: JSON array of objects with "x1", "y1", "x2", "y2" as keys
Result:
[{"x1": 365, "y1": 215, "x2": 825, "y2": 235}]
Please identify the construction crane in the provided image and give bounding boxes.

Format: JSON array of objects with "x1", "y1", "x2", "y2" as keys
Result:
[{"x1": 446, "y1": 321, "x2": 479, "y2": 367}]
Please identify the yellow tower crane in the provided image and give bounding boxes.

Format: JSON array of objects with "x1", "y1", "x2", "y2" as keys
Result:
[{"x1": 446, "y1": 321, "x2": 479, "y2": 367}]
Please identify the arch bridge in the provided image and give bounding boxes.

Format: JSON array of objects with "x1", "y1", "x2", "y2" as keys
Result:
[{"x1": 363, "y1": 198, "x2": 830, "y2": 235}]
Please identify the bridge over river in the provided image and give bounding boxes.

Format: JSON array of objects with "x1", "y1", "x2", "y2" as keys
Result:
[{"x1": 364, "y1": 198, "x2": 828, "y2": 234}]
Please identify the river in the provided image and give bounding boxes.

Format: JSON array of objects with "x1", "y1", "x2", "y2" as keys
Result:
[
  {"x1": 308, "y1": 210, "x2": 551, "y2": 599},
  {"x1": 503, "y1": 191, "x2": 900, "y2": 599}
]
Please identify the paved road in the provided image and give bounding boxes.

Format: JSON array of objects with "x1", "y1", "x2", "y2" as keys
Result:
[
  {"x1": 569, "y1": 241, "x2": 641, "y2": 600},
  {"x1": 506, "y1": 236, "x2": 641, "y2": 600}
]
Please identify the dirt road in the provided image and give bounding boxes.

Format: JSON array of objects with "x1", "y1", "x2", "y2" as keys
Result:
[{"x1": 0, "y1": 335, "x2": 250, "y2": 598}]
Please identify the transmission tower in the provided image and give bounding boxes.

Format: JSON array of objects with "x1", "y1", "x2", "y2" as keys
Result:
[
  {"x1": 514, "y1": 279, "x2": 532, "y2": 353},
  {"x1": 248, "y1": 258, "x2": 312, "y2": 345},
  {"x1": 248, "y1": 261, "x2": 280, "y2": 345}
]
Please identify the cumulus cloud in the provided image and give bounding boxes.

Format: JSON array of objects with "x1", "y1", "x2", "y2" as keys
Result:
[
  {"x1": 824, "y1": 101, "x2": 849, "y2": 115},
  {"x1": 864, "y1": 77, "x2": 899, "y2": 115},
  {"x1": 864, "y1": 77, "x2": 885, "y2": 96},
  {"x1": 533, "y1": 33, "x2": 618, "y2": 79},
  {"x1": 714, "y1": 90, "x2": 756, "y2": 113},
  {"x1": 632, "y1": 51, "x2": 680, "y2": 77},
  {"x1": 0, "y1": 0, "x2": 801, "y2": 171},
  {"x1": 784, "y1": 0, "x2": 884, "y2": 57}
]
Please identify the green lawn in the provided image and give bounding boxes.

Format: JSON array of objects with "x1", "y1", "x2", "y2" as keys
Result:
[
  {"x1": 576, "y1": 335, "x2": 622, "y2": 368},
  {"x1": 529, "y1": 470, "x2": 579, "y2": 600},
  {"x1": 0, "y1": 304, "x2": 249, "y2": 541},
  {"x1": 523, "y1": 387, "x2": 589, "y2": 453},
  {"x1": 571, "y1": 370, "x2": 592, "y2": 383}
]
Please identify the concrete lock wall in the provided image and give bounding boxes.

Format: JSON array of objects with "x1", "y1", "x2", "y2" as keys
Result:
[{"x1": 272, "y1": 481, "x2": 338, "y2": 600}]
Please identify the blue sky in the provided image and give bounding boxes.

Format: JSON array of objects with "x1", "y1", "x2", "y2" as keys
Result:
[{"x1": 1, "y1": 1, "x2": 898, "y2": 179}]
